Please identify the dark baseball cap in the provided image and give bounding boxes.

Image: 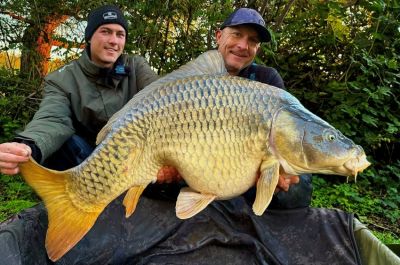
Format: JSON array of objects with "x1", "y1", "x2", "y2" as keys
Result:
[
  {"x1": 220, "y1": 8, "x2": 271, "y2": 42},
  {"x1": 85, "y1": 5, "x2": 128, "y2": 42}
]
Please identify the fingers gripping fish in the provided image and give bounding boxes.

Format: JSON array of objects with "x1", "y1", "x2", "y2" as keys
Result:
[{"x1": 19, "y1": 50, "x2": 370, "y2": 261}]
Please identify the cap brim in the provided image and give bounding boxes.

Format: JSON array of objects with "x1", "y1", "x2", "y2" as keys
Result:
[
  {"x1": 221, "y1": 23, "x2": 271, "y2": 42},
  {"x1": 252, "y1": 24, "x2": 271, "y2": 42}
]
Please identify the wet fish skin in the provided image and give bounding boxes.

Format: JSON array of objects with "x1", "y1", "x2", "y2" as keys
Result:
[
  {"x1": 19, "y1": 50, "x2": 370, "y2": 261},
  {"x1": 74, "y1": 76, "x2": 276, "y2": 204}
]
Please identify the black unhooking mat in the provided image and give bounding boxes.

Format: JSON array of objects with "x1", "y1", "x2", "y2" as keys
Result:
[{"x1": 0, "y1": 194, "x2": 361, "y2": 265}]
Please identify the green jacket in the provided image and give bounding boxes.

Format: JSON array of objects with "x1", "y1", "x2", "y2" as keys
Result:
[{"x1": 17, "y1": 50, "x2": 158, "y2": 162}]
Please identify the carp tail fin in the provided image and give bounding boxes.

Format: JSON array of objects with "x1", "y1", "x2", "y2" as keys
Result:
[
  {"x1": 176, "y1": 187, "x2": 216, "y2": 219},
  {"x1": 19, "y1": 158, "x2": 103, "y2": 261}
]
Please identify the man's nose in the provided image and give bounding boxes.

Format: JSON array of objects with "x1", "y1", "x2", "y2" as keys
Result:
[
  {"x1": 108, "y1": 33, "x2": 118, "y2": 43},
  {"x1": 236, "y1": 38, "x2": 249, "y2": 50}
]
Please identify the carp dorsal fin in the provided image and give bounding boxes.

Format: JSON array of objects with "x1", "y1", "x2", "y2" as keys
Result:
[
  {"x1": 96, "y1": 50, "x2": 227, "y2": 144},
  {"x1": 176, "y1": 187, "x2": 216, "y2": 219},
  {"x1": 150, "y1": 50, "x2": 227, "y2": 85}
]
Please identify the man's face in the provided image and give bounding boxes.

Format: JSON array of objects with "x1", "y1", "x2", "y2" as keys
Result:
[
  {"x1": 89, "y1": 24, "x2": 126, "y2": 68},
  {"x1": 216, "y1": 25, "x2": 261, "y2": 75}
]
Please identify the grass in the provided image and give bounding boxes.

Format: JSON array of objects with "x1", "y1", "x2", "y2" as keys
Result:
[{"x1": 0, "y1": 174, "x2": 38, "y2": 221}]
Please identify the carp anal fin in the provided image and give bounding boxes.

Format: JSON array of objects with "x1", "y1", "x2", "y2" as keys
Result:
[
  {"x1": 123, "y1": 185, "x2": 146, "y2": 218},
  {"x1": 176, "y1": 187, "x2": 216, "y2": 219},
  {"x1": 253, "y1": 161, "x2": 280, "y2": 215},
  {"x1": 19, "y1": 158, "x2": 104, "y2": 261}
]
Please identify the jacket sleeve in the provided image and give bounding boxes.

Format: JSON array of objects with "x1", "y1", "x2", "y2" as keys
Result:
[
  {"x1": 132, "y1": 56, "x2": 159, "y2": 91},
  {"x1": 16, "y1": 77, "x2": 75, "y2": 163},
  {"x1": 13, "y1": 136, "x2": 42, "y2": 162}
]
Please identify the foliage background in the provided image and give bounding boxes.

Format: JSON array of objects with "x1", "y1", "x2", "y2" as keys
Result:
[{"x1": 1, "y1": 0, "x2": 399, "y2": 244}]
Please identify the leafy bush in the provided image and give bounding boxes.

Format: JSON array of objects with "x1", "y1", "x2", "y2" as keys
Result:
[{"x1": 0, "y1": 67, "x2": 41, "y2": 143}]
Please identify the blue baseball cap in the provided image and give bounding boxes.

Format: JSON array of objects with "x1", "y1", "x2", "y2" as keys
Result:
[{"x1": 220, "y1": 8, "x2": 271, "y2": 42}]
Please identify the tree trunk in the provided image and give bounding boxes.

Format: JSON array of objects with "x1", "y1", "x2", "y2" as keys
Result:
[{"x1": 20, "y1": 15, "x2": 69, "y2": 82}]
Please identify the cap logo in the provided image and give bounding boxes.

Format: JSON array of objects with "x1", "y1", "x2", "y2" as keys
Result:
[{"x1": 103, "y1": 11, "x2": 117, "y2": 20}]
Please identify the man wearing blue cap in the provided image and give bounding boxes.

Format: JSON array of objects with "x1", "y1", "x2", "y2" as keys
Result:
[
  {"x1": 217, "y1": 8, "x2": 273, "y2": 74},
  {"x1": 215, "y1": 8, "x2": 311, "y2": 207},
  {"x1": 216, "y1": 8, "x2": 282, "y2": 83}
]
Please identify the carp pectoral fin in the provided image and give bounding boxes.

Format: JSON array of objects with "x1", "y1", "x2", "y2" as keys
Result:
[
  {"x1": 253, "y1": 162, "x2": 280, "y2": 216},
  {"x1": 19, "y1": 158, "x2": 104, "y2": 262},
  {"x1": 123, "y1": 185, "x2": 146, "y2": 218},
  {"x1": 176, "y1": 187, "x2": 216, "y2": 219}
]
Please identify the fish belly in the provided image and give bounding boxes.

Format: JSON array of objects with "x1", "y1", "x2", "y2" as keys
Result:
[{"x1": 136, "y1": 77, "x2": 272, "y2": 198}]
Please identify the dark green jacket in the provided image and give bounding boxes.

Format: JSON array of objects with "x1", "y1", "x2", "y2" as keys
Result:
[{"x1": 17, "y1": 50, "x2": 158, "y2": 162}]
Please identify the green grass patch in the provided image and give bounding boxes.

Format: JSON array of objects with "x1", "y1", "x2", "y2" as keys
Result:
[
  {"x1": 0, "y1": 200, "x2": 37, "y2": 221},
  {"x1": 0, "y1": 174, "x2": 39, "y2": 222}
]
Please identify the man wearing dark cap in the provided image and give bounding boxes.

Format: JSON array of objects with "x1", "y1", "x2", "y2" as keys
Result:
[
  {"x1": 0, "y1": 4, "x2": 157, "y2": 173},
  {"x1": 0, "y1": 5, "x2": 158, "y2": 263}
]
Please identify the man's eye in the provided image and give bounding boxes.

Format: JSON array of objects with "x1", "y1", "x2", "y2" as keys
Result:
[{"x1": 250, "y1": 38, "x2": 260, "y2": 45}]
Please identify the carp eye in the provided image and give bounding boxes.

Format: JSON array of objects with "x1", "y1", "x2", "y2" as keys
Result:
[
  {"x1": 323, "y1": 129, "x2": 337, "y2": 142},
  {"x1": 327, "y1": 134, "x2": 336, "y2": 141}
]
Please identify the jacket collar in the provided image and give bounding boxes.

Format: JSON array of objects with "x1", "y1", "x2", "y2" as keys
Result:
[{"x1": 78, "y1": 49, "x2": 129, "y2": 89}]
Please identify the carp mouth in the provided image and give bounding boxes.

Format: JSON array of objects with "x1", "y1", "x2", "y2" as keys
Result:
[
  {"x1": 342, "y1": 145, "x2": 371, "y2": 179},
  {"x1": 343, "y1": 154, "x2": 371, "y2": 177},
  {"x1": 285, "y1": 145, "x2": 371, "y2": 179}
]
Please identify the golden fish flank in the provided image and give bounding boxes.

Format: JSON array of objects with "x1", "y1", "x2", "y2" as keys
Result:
[{"x1": 19, "y1": 50, "x2": 370, "y2": 261}]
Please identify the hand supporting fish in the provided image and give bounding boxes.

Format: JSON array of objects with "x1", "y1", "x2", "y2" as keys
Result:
[{"x1": 19, "y1": 50, "x2": 370, "y2": 261}]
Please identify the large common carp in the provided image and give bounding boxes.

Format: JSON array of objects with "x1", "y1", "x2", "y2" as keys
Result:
[{"x1": 20, "y1": 50, "x2": 370, "y2": 261}]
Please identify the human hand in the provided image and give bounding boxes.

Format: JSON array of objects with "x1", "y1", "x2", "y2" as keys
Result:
[
  {"x1": 0, "y1": 142, "x2": 31, "y2": 175},
  {"x1": 157, "y1": 165, "x2": 183, "y2": 183},
  {"x1": 275, "y1": 173, "x2": 300, "y2": 193}
]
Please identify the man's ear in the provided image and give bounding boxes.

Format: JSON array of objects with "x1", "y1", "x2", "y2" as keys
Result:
[{"x1": 215, "y1": 29, "x2": 222, "y2": 43}]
